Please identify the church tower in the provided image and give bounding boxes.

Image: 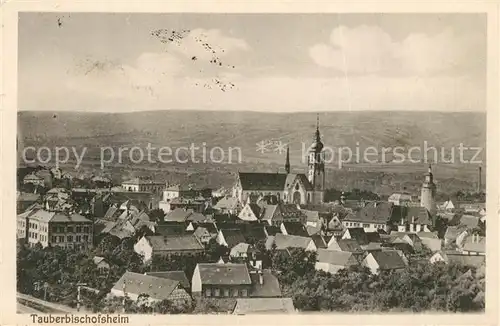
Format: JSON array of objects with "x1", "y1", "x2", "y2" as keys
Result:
[
  {"x1": 307, "y1": 114, "x2": 325, "y2": 203},
  {"x1": 420, "y1": 164, "x2": 437, "y2": 216}
]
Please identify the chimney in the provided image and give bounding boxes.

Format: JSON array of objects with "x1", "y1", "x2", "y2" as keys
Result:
[
  {"x1": 411, "y1": 216, "x2": 415, "y2": 224},
  {"x1": 400, "y1": 217, "x2": 404, "y2": 225},
  {"x1": 258, "y1": 270, "x2": 263, "y2": 285},
  {"x1": 478, "y1": 167, "x2": 482, "y2": 192}
]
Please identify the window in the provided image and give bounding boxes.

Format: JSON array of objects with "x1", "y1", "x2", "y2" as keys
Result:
[
  {"x1": 224, "y1": 289, "x2": 229, "y2": 297},
  {"x1": 67, "y1": 236, "x2": 73, "y2": 242},
  {"x1": 363, "y1": 224, "x2": 370, "y2": 228},
  {"x1": 241, "y1": 289, "x2": 248, "y2": 297},
  {"x1": 214, "y1": 289, "x2": 220, "y2": 297},
  {"x1": 76, "y1": 235, "x2": 82, "y2": 242},
  {"x1": 51, "y1": 236, "x2": 56, "y2": 243},
  {"x1": 67, "y1": 227, "x2": 74, "y2": 233},
  {"x1": 83, "y1": 235, "x2": 89, "y2": 242},
  {"x1": 232, "y1": 289, "x2": 239, "y2": 297},
  {"x1": 76, "y1": 226, "x2": 82, "y2": 233},
  {"x1": 83, "y1": 227, "x2": 89, "y2": 233},
  {"x1": 58, "y1": 236, "x2": 64, "y2": 243},
  {"x1": 205, "y1": 288, "x2": 211, "y2": 297}
]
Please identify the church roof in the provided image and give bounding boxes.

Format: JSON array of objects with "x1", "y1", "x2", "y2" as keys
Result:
[
  {"x1": 238, "y1": 173, "x2": 288, "y2": 191},
  {"x1": 284, "y1": 174, "x2": 313, "y2": 191}
]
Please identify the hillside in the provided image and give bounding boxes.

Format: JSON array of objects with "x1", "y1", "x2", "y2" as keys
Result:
[{"x1": 17, "y1": 110, "x2": 486, "y2": 194}]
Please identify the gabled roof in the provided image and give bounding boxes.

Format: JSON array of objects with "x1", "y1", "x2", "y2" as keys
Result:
[
  {"x1": 165, "y1": 208, "x2": 194, "y2": 222},
  {"x1": 281, "y1": 222, "x2": 309, "y2": 237},
  {"x1": 334, "y1": 239, "x2": 363, "y2": 253},
  {"x1": 238, "y1": 172, "x2": 287, "y2": 191},
  {"x1": 273, "y1": 233, "x2": 312, "y2": 250},
  {"x1": 264, "y1": 225, "x2": 281, "y2": 237},
  {"x1": 221, "y1": 229, "x2": 247, "y2": 248},
  {"x1": 230, "y1": 243, "x2": 251, "y2": 256},
  {"x1": 145, "y1": 234, "x2": 204, "y2": 252},
  {"x1": 316, "y1": 249, "x2": 357, "y2": 266},
  {"x1": 369, "y1": 251, "x2": 406, "y2": 270},
  {"x1": 186, "y1": 212, "x2": 214, "y2": 223},
  {"x1": 93, "y1": 256, "x2": 107, "y2": 265},
  {"x1": 112, "y1": 272, "x2": 179, "y2": 300},
  {"x1": 233, "y1": 298, "x2": 296, "y2": 314},
  {"x1": 365, "y1": 232, "x2": 382, "y2": 243},
  {"x1": 311, "y1": 234, "x2": 328, "y2": 249},
  {"x1": 145, "y1": 271, "x2": 190, "y2": 288},
  {"x1": 213, "y1": 196, "x2": 240, "y2": 210},
  {"x1": 279, "y1": 203, "x2": 307, "y2": 220},
  {"x1": 155, "y1": 223, "x2": 191, "y2": 236},
  {"x1": 284, "y1": 174, "x2": 313, "y2": 191},
  {"x1": 459, "y1": 215, "x2": 480, "y2": 229},
  {"x1": 417, "y1": 231, "x2": 439, "y2": 239},
  {"x1": 250, "y1": 270, "x2": 282, "y2": 298},
  {"x1": 197, "y1": 263, "x2": 252, "y2": 285},
  {"x1": 462, "y1": 235, "x2": 486, "y2": 253},
  {"x1": 444, "y1": 225, "x2": 468, "y2": 240},
  {"x1": 353, "y1": 202, "x2": 393, "y2": 223},
  {"x1": 261, "y1": 205, "x2": 280, "y2": 222},
  {"x1": 345, "y1": 227, "x2": 369, "y2": 245}
]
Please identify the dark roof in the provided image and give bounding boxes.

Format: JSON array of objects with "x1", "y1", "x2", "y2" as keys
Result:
[
  {"x1": 354, "y1": 202, "x2": 393, "y2": 224},
  {"x1": 281, "y1": 222, "x2": 309, "y2": 237},
  {"x1": 279, "y1": 203, "x2": 307, "y2": 221},
  {"x1": 264, "y1": 225, "x2": 281, "y2": 236},
  {"x1": 192, "y1": 222, "x2": 218, "y2": 234},
  {"x1": 250, "y1": 270, "x2": 282, "y2": 298},
  {"x1": 311, "y1": 234, "x2": 328, "y2": 249},
  {"x1": 238, "y1": 172, "x2": 287, "y2": 191},
  {"x1": 155, "y1": 223, "x2": 191, "y2": 236},
  {"x1": 222, "y1": 230, "x2": 247, "y2": 248},
  {"x1": 365, "y1": 231, "x2": 382, "y2": 243},
  {"x1": 370, "y1": 251, "x2": 406, "y2": 270},
  {"x1": 248, "y1": 203, "x2": 263, "y2": 218},
  {"x1": 317, "y1": 249, "x2": 358, "y2": 266},
  {"x1": 146, "y1": 234, "x2": 204, "y2": 251},
  {"x1": 243, "y1": 225, "x2": 268, "y2": 243},
  {"x1": 390, "y1": 206, "x2": 433, "y2": 225},
  {"x1": 165, "y1": 208, "x2": 194, "y2": 222},
  {"x1": 197, "y1": 263, "x2": 252, "y2": 285},
  {"x1": 336, "y1": 239, "x2": 363, "y2": 253},
  {"x1": 145, "y1": 271, "x2": 190, "y2": 289},
  {"x1": 345, "y1": 228, "x2": 369, "y2": 245},
  {"x1": 112, "y1": 272, "x2": 179, "y2": 300}
]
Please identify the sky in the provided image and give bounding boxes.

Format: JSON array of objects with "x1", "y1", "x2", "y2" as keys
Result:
[{"x1": 18, "y1": 13, "x2": 486, "y2": 112}]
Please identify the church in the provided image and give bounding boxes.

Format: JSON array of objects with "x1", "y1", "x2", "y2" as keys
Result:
[{"x1": 232, "y1": 115, "x2": 325, "y2": 205}]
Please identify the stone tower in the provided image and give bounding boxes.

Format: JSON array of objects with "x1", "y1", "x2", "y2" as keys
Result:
[
  {"x1": 307, "y1": 114, "x2": 325, "y2": 203},
  {"x1": 420, "y1": 164, "x2": 436, "y2": 216}
]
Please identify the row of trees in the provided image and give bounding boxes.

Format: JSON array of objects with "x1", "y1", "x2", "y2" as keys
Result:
[
  {"x1": 324, "y1": 188, "x2": 380, "y2": 203},
  {"x1": 269, "y1": 248, "x2": 485, "y2": 312}
]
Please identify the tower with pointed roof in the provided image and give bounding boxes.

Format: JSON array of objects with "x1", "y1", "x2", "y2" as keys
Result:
[
  {"x1": 306, "y1": 114, "x2": 325, "y2": 204},
  {"x1": 284, "y1": 146, "x2": 291, "y2": 174},
  {"x1": 420, "y1": 164, "x2": 436, "y2": 216}
]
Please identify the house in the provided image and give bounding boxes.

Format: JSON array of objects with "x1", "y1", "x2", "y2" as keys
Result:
[
  {"x1": 92, "y1": 256, "x2": 110, "y2": 272},
  {"x1": 145, "y1": 271, "x2": 190, "y2": 290},
  {"x1": 17, "y1": 192, "x2": 41, "y2": 213},
  {"x1": 460, "y1": 234, "x2": 485, "y2": 256},
  {"x1": 311, "y1": 234, "x2": 329, "y2": 249},
  {"x1": 134, "y1": 234, "x2": 204, "y2": 262},
  {"x1": 213, "y1": 196, "x2": 242, "y2": 215},
  {"x1": 217, "y1": 229, "x2": 247, "y2": 248},
  {"x1": 363, "y1": 251, "x2": 407, "y2": 274},
  {"x1": 327, "y1": 238, "x2": 363, "y2": 254},
  {"x1": 249, "y1": 269, "x2": 282, "y2": 298},
  {"x1": 17, "y1": 208, "x2": 93, "y2": 249},
  {"x1": 444, "y1": 225, "x2": 469, "y2": 247},
  {"x1": 160, "y1": 197, "x2": 206, "y2": 214},
  {"x1": 325, "y1": 213, "x2": 344, "y2": 236},
  {"x1": 164, "y1": 208, "x2": 195, "y2": 222},
  {"x1": 162, "y1": 184, "x2": 195, "y2": 201},
  {"x1": 110, "y1": 271, "x2": 191, "y2": 304},
  {"x1": 238, "y1": 203, "x2": 263, "y2": 222},
  {"x1": 23, "y1": 173, "x2": 46, "y2": 187},
  {"x1": 192, "y1": 263, "x2": 253, "y2": 298},
  {"x1": 458, "y1": 214, "x2": 480, "y2": 229},
  {"x1": 430, "y1": 250, "x2": 485, "y2": 267},
  {"x1": 122, "y1": 177, "x2": 166, "y2": 195},
  {"x1": 233, "y1": 298, "x2": 296, "y2": 314},
  {"x1": 271, "y1": 233, "x2": 316, "y2": 252},
  {"x1": 417, "y1": 232, "x2": 442, "y2": 252},
  {"x1": 391, "y1": 206, "x2": 433, "y2": 233},
  {"x1": 441, "y1": 199, "x2": 457, "y2": 211},
  {"x1": 315, "y1": 249, "x2": 359, "y2": 274},
  {"x1": 388, "y1": 193, "x2": 414, "y2": 206},
  {"x1": 341, "y1": 227, "x2": 369, "y2": 245},
  {"x1": 192, "y1": 224, "x2": 218, "y2": 244},
  {"x1": 345, "y1": 202, "x2": 391, "y2": 232},
  {"x1": 280, "y1": 222, "x2": 309, "y2": 237},
  {"x1": 230, "y1": 243, "x2": 255, "y2": 260}
]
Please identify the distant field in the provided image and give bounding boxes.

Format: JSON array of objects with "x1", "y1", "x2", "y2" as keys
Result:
[{"x1": 17, "y1": 110, "x2": 486, "y2": 194}]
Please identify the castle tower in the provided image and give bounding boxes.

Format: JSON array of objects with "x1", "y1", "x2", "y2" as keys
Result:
[
  {"x1": 420, "y1": 164, "x2": 436, "y2": 216},
  {"x1": 285, "y1": 146, "x2": 290, "y2": 174},
  {"x1": 307, "y1": 114, "x2": 325, "y2": 203}
]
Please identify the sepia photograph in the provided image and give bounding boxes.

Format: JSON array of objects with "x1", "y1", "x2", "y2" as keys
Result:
[{"x1": 3, "y1": 4, "x2": 498, "y2": 323}]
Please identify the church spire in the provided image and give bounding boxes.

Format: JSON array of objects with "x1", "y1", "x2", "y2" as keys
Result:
[
  {"x1": 285, "y1": 145, "x2": 290, "y2": 174},
  {"x1": 315, "y1": 113, "x2": 321, "y2": 143}
]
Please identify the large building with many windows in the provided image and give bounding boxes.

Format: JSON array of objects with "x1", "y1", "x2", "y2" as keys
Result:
[{"x1": 17, "y1": 208, "x2": 93, "y2": 249}]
